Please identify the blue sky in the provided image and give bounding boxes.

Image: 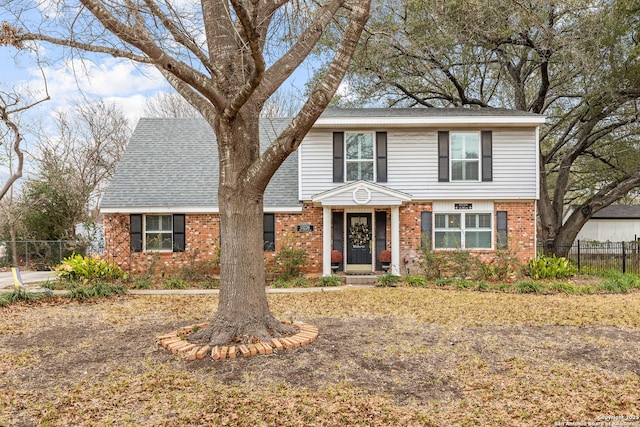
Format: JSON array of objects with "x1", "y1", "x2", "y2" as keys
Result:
[{"x1": 0, "y1": 41, "x2": 316, "y2": 182}]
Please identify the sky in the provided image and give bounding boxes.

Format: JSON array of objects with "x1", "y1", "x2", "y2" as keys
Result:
[{"x1": 0, "y1": 37, "x2": 316, "y2": 182}]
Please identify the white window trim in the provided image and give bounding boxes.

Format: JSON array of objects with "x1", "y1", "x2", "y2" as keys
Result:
[
  {"x1": 450, "y1": 131, "x2": 481, "y2": 182},
  {"x1": 345, "y1": 131, "x2": 376, "y2": 182},
  {"x1": 144, "y1": 214, "x2": 174, "y2": 252},
  {"x1": 434, "y1": 211, "x2": 493, "y2": 250}
]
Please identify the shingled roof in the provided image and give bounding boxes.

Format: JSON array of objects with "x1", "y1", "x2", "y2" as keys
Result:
[
  {"x1": 100, "y1": 117, "x2": 301, "y2": 212},
  {"x1": 592, "y1": 205, "x2": 640, "y2": 219}
]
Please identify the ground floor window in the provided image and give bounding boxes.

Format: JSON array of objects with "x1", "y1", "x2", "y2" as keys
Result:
[
  {"x1": 145, "y1": 215, "x2": 174, "y2": 251},
  {"x1": 434, "y1": 212, "x2": 492, "y2": 249}
]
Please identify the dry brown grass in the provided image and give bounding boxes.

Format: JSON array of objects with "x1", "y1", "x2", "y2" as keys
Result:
[{"x1": 1, "y1": 288, "x2": 639, "y2": 426}]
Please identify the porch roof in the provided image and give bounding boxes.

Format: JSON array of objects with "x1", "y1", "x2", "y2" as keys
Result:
[{"x1": 311, "y1": 181, "x2": 412, "y2": 207}]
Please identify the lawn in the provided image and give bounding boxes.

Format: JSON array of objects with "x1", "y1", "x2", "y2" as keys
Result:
[{"x1": 1, "y1": 288, "x2": 639, "y2": 426}]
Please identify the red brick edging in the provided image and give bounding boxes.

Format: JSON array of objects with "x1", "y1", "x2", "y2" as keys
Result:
[{"x1": 156, "y1": 321, "x2": 319, "y2": 361}]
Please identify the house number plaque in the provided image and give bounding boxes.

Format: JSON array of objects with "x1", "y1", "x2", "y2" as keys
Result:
[
  {"x1": 297, "y1": 223, "x2": 314, "y2": 232},
  {"x1": 454, "y1": 203, "x2": 473, "y2": 210}
]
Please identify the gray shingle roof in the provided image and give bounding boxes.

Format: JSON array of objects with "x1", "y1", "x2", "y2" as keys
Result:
[
  {"x1": 320, "y1": 107, "x2": 543, "y2": 118},
  {"x1": 100, "y1": 117, "x2": 301, "y2": 211},
  {"x1": 592, "y1": 205, "x2": 640, "y2": 219}
]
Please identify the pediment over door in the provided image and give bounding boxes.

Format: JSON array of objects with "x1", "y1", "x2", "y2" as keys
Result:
[{"x1": 311, "y1": 181, "x2": 412, "y2": 207}]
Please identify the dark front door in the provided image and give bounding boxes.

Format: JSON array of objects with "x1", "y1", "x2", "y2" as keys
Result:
[{"x1": 347, "y1": 213, "x2": 372, "y2": 267}]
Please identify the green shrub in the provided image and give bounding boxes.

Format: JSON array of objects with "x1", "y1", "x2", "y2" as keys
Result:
[
  {"x1": 376, "y1": 273, "x2": 402, "y2": 287},
  {"x1": 526, "y1": 255, "x2": 577, "y2": 280},
  {"x1": 164, "y1": 278, "x2": 188, "y2": 289},
  {"x1": 55, "y1": 254, "x2": 127, "y2": 283},
  {"x1": 130, "y1": 278, "x2": 152, "y2": 289},
  {"x1": 176, "y1": 254, "x2": 220, "y2": 281},
  {"x1": 515, "y1": 280, "x2": 546, "y2": 293},
  {"x1": 417, "y1": 245, "x2": 449, "y2": 279},
  {"x1": 271, "y1": 277, "x2": 309, "y2": 288},
  {"x1": 201, "y1": 279, "x2": 220, "y2": 289},
  {"x1": 267, "y1": 241, "x2": 308, "y2": 282},
  {"x1": 316, "y1": 275, "x2": 344, "y2": 287},
  {"x1": 547, "y1": 282, "x2": 579, "y2": 294},
  {"x1": 598, "y1": 270, "x2": 640, "y2": 294},
  {"x1": 66, "y1": 281, "x2": 127, "y2": 300},
  {"x1": 475, "y1": 250, "x2": 519, "y2": 282},
  {"x1": 404, "y1": 275, "x2": 429, "y2": 287},
  {"x1": 0, "y1": 288, "x2": 49, "y2": 306}
]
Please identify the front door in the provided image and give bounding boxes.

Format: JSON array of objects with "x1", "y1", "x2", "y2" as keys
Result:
[{"x1": 346, "y1": 213, "x2": 372, "y2": 272}]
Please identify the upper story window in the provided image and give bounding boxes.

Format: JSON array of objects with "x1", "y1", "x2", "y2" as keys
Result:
[
  {"x1": 438, "y1": 130, "x2": 492, "y2": 182},
  {"x1": 346, "y1": 133, "x2": 374, "y2": 181},
  {"x1": 451, "y1": 132, "x2": 479, "y2": 181},
  {"x1": 333, "y1": 132, "x2": 387, "y2": 183}
]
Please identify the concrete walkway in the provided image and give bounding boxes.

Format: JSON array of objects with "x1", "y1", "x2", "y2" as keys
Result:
[{"x1": 0, "y1": 270, "x2": 371, "y2": 294}]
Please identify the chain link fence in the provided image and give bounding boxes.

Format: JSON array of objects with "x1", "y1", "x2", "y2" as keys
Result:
[{"x1": 0, "y1": 240, "x2": 103, "y2": 270}]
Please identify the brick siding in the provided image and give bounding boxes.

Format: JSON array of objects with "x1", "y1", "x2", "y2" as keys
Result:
[{"x1": 103, "y1": 200, "x2": 536, "y2": 276}]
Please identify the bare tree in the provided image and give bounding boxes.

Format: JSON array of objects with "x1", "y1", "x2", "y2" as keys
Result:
[
  {"x1": 0, "y1": 84, "x2": 50, "y2": 203},
  {"x1": 144, "y1": 91, "x2": 199, "y2": 118},
  {"x1": 35, "y1": 100, "x2": 131, "y2": 222},
  {"x1": 2, "y1": 0, "x2": 370, "y2": 344}
]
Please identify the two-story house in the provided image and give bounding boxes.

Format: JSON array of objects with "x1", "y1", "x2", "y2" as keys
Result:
[{"x1": 100, "y1": 108, "x2": 545, "y2": 276}]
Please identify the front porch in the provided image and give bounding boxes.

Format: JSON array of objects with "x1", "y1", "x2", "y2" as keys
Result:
[{"x1": 312, "y1": 181, "x2": 412, "y2": 276}]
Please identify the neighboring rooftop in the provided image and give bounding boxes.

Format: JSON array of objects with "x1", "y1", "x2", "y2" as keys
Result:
[{"x1": 592, "y1": 205, "x2": 640, "y2": 219}]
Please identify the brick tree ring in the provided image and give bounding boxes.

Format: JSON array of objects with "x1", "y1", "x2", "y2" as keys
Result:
[{"x1": 156, "y1": 321, "x2": 319, "y2": 361}]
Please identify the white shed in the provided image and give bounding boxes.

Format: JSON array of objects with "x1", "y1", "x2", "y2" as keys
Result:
[{"x1": 575, "y1": 205, "x2": 640, "y2": 243}]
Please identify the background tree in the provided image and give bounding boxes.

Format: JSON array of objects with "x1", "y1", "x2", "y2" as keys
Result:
[
  {"x1": 2, "y1": 0, "x2": 371, "y2": 345},
  {"x1": 344, "y1": 0, "x2": 640, "y2": 255},
  {"x1": 37, "y1": 100, "x2": 131, "y2": 221},
  {"x1": 144, "y1": 91, "x2": 200, "y2": 118}
]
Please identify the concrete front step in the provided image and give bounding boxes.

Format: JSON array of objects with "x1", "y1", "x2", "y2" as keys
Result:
[{"x1": 344, "y1": 275, "x2": 379, "y2": 286}]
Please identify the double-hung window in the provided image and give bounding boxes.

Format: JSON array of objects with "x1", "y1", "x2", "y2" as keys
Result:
[
  {"x1": 345, "y1": 132, "x2": 374, "y2": 181},
  {"x1": 438, "y1": 131, "x2": 492, "y2": 182},
  {"x1": 145, "y1": 215, "x2": 174, "y2": 251},
  {"x1": 451, "y1": 132, "x2": 479, "y2": 181},
  {"x1": 130, "y1": 214, "x2": 185, "y2": 253},
  {"x1": 434, "y1": 212, "x2": 492, "y2": 249}
]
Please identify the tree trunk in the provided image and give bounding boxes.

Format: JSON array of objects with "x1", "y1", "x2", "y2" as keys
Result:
[{"x1": 189, "y1": 113, "x2": 295, "y2": 346}]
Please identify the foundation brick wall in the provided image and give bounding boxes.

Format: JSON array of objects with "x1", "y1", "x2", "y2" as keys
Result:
[
  {"x1": 269, "y1": 204, "x2": 323, "y2": 275},
  {"x1": 104, "y1": 213, "x2": 221, "y2": 275},
  {"x1": 104, "y1": 206, "x2": 324, "y2": 276},
  {"x1": 103, "y1": 200, "x2": 536, "y2": 277}
]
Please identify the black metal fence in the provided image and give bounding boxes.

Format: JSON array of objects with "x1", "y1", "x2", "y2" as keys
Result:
[
  {"x1": 539, "y1": 240, "x2": 640, "y2": 275},
  {"x1": 0, "y1": 240, "x2": 97, "y2": 270}
]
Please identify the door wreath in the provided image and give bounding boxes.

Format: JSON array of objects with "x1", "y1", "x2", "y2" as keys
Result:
[{"x1": 349, "y1": 223, "x2": 371, "y2": 247}]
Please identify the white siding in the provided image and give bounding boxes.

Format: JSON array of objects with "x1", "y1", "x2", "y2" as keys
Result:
[
  {"x1": 299, "y1": 127, "x2": 539, "y2": 201},
  {"x1": 576, "y1": 220, "x2": 640, "y2": 242}
]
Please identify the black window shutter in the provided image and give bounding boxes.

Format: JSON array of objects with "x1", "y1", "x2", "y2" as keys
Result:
[
  {"x1": 263, "y1": 213, "x2": 275, "y2": 251},
  {"x1": 376, "y1": 132, "x2": 387, "y2": 183},
  {"x1": 130, "y1": 214, "x2": 143, "y2": 253},
  {"x1": 420, "y1": 211, "x2": 432, "y2": 249},
  {"x1": 333, "y1": 132, "x2": 344, "y2": 183},
  {"x1": 173, "y1": 214, "x2": 186, "y2": 252},
  {"x1": 481, "y1": 130, "x2": 493, "y2": 182},
  {"x1": 438, "y1": 131, "x2": 449, "y2": 182},
  {"x1": 497, "y1": 211, "x2": 508, "y2": 249},
  {"x1": 375, "y1": 211, "x2": 387, "y2": 270},
  {"x1": 332, "y1": 211, "x2": 344, "y2": 270}
]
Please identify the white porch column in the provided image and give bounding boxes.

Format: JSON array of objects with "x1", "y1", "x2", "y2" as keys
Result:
[
  {"x1": 391, "y1": 206, "x2": 400, "y2": 276},
  {"x1": 322, "y1": 206, "x2": 332, "y2": 276}
]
